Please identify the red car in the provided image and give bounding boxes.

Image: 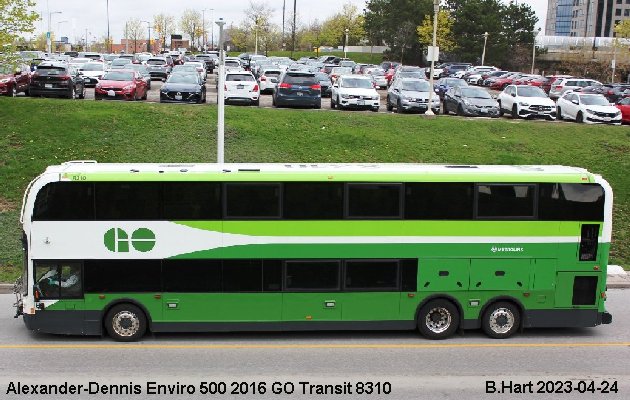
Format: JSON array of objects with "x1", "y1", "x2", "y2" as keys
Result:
[
  {"x1": 489, "y1": 72, "x2": 520, "y2": 90},
  {"x1": 541, "y1": 75, "x2": 572, "y2": 93},
  {"x1": 94, "y1": 70, "x2": 148, "y2": 101},
  {"x1": 616, "y1": 97, "x2": 630, "y2": 124},
  {"x1": 0, "y1": 63, "x2": 31, "y2": 96},
  {"x1": 385, "y1": 67, "x2": 396, "y2": 85}
]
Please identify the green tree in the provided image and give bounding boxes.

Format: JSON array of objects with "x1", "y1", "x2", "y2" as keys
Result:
[
  {"x1": 417, "y1": 10, "x2": 457, "y2": 53},
  {"x1": 0, "y1": 0, "x2": 38, "y2": 64},
  {"x1": 614, "y1": 20, "x2": 630, "y2": 38},
  {"x1": 153, "y1": 13, "x2": 176, "y2": 52},
  {"x1": 319, "y1": 3, "x2": 365, "y2": 47},
  {"x1": 450, "y1": 0, "x2": 505, "y2": 64}
]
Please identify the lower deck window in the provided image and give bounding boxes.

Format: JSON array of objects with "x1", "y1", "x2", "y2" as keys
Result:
[{"x1": 34, "y1": 262, "x2": 82, "y2": 299}]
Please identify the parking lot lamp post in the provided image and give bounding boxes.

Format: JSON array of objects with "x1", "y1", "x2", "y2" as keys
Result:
[
  {"x1": 216, "y1": 18, "x2": 226, "y2": 164},
  {"x1": 107, "y1": 0, "x2": 111, "y2": 53},
  {"x1": 141, "y1": 21, "x2": 152, "y2": 53},
  {"x1": 344, "y1": 28, "x2": 349, "y2": 58},
  {"x1": 255, "y1": 17, "x2": 259, "y2": 55},
  {"x1": 47, "y1": 11, "x2": 62, "y2": 54},
  {"x1": 202, "y1": 9, "x2": 206, "y2": 51},
  {"x1": 210, "y1": 9, "x2": 214, "y2": 50},
  {"x1": 531, "y1": 27, "x2": 541, "y2": 74},
  {"x1": 481, "y1": 32, "x2": 488, "y2": 66},
  {"x1": 425, "y1": 0, "x2": 439, "y2": 116}
]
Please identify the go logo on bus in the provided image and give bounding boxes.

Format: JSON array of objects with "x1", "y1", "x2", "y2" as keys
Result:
[{"x1": 104, "y1": 228, "x2": 156, "y2": 253}]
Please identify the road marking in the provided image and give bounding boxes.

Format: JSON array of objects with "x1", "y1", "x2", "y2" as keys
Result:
[{"x1": 0, "y1": 342, "x2": 629, "y2": 350}]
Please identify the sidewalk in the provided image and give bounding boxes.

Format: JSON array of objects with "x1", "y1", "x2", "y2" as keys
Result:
[{"x1": 1, "y1": 267, "x2": 628, "y2": 294}]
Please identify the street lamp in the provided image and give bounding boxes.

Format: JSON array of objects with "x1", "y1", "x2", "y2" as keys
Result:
[
  {"x1": 47, "y1": 11, "x2": 62, "y2": 54},
  {"x1": 106, "y1": 0, "x2": 111, "y2": 53},
  {"x1": 202, "y1": 9, "x2": 206, "y2": 51},
  {"x1": 531, "y1": 27, "x2": 541, "y2": 74},
  {"x1": 216, "y1": 18, "x2": 226, "y2": 164},
  {"x1": 481, "y1": 32, "x2": 489, "y2": 66},
  {"x1": 141, "y1": 21, "x2": 152, "y2": 53},
  {"x1": 55, "y1": 20, "x2": 68, "y2": 52},
  {"x1": 344, "y1": 28, "x2": 349, "y2": 58},
  {"x1": 425, "y1": 0, "x2": 440, "y2": 116}
]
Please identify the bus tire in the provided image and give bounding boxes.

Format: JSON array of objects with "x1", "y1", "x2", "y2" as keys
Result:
[
  {"x1": 481, "y1": 301, "x2": 520, "y2": 339},
  {"x1": 417, "y1": 299, "x2": 459, "y2": 340},
  {"x1": 105, "y1": 303, "x2": 147, "y2": 342}
]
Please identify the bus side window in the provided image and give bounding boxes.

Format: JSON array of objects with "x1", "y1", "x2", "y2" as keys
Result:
[
  {"x1": 59, "y1": 263, "x2": 82, "y2": 298},
  {"x1": 34, "y1": 263, "x2": 60, "y2": 299}
]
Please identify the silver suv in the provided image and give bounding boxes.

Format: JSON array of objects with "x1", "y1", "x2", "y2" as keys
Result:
[
  {"x1": 549, "y1": 78, "x2": 601, "y2": 100},
  {"x1": 145, "y1": 57, "x2": 172, "y2": 80}
]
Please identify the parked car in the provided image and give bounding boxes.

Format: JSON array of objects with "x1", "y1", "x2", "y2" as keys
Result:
[
  {"x1": 329, "y1": 67, "x2": 353, "y2": 83},
  {"x1": 386, "y1": 78, "x2": 439, "y2": 114},
  {"x1": 78, "y1": 52, "x2": 103, "y2": 62},
  {"x1": 183, "y1": 61, "x2": 207, "y2": 80},
  {"x1": 159, "y1": 73, "x2": 206, "y2": 104},
  {"x1": 224, "y1": 71, "x2": 260, "y2": 106},
  {"x1": 272, "y1": 71, "x2": 321, "y2": 109},
  {"x1": 109, "y1": 58, "x2": 133, "y2": 70},
  {"x1": 490, "y1": 72, "x2": 521, "y2": 90},
  {"x1": 443, "y1": 86, "x2": 500, "y2": 117},
  {"x1": 94, "y1": 70, "x2": 148, "y2": 101},
  {"x1": 79, "y1": 62, "x2": 106, "y2": 87},
  {"x1": 145, "y1": 57, "x2": 171, "y2": 80},
  {"x1": 256, "y1": 67, "x2": 281, "y2": 94},
  {"x1": 556, "y1": 92, "x2": 621, "y2": 124},
  {"x1": 330, "y1": 75, "x2": 380, "y2": 112},
  {"x1": 580, "y1": 84, "x2": 630, "y2": 103},
  {"x1": 482, "y1": 70, "x2": 510, "y2": 87},
  {"x1": 314, "y1": 72, "x2": 332, "y2": 97},
  {"x1": 117, "y1": 53, "x2": 140, "y2": 64},
  {"x1": 29, "y1": 62, "x2": 85, "y2": 99},
  {"x1": 496, "y1": 85, "x2": 556, "y2": 120},
  {"x1": 0, "y1": 63, "x2": 31, "y2": 96},
  {"x1": 368, "y1": 69, "x2": 388, "y2": 89},
  {"x1": 195, "y1": 53, "x2": 218, "y2": 73},
  {"x1": 380, "y1": 61, "x2": 400, "y2": 72},
  {"x1": 128, "y1": 64, "x2": 152, "y2": 90},
  {"x1": 440, "y1": 63, "x2": 471, "y2": 78},
  {"x1": 434, "y1": 77, "x2": 468, "y2": 100},
  {"x1": 224, "y1": 58, "x2": 243, "y2": 72},
  {"x1": 548, "y1": 78, "x2": 601, "y2": 100},
  {"x1": 616, "y1": 97, "x2": 630, "y2": 124},
  {"x1": 538, "y1": 75, "x2": 572, "y2": 93}
]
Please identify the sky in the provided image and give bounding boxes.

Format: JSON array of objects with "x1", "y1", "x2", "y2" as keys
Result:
[{"x1": 34, "y1": 0, "x2": 549, "y2": 45}]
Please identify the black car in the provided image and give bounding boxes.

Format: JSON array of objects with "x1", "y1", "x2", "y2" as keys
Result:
[
  {"x1": 195, "y1": 53, "x2": 218, "y2": 73},
  {"x1": 434, "y1": 77, "x2": 468, "y2": 100},
  {"x1": 443, "y1": 86, "x2": 500, "y2": 117},
  {"x1": 146, "y1": 57, "x2": 171, "y2": 80},
  {"x1": 314, "y1": 72, "x2": 332, "y2": 97},
  {"x1": 272, "y1": 71, "x2": 321, "y2": 108},
  {"x1": 580, "y1": 84, "x2": 630, "y2": 103},
  {"x1": 159, "y1": 73, "x2": 206, "y2": 104},
  {"x1": 440, "y1": 63, "x2": 471, "y2": 78},
  {"x1": 29, "y1": 63, "x2": 86, "y2": 99}
]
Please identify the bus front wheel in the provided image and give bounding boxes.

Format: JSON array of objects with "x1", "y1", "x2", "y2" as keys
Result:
[
  {"x1": 417, "y1": 299, "x2": 459, "y2": 340},
  {"x1": 481, "y1": 302, "x2": 520, "y2": 339},
  {"x1": 105, "y1": 304, "x2": 147, "y2": 342}
]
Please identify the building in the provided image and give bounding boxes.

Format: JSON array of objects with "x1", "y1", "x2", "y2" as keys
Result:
[
  {"x1": 546, "y1": 0, "x2": 630, "y2": 37},
  {"x1": 110, "y1": 38, "x2": 163, "y2": 54}
]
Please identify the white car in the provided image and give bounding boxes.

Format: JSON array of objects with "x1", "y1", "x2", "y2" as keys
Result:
[
  {"x1": 497, "y1": 85, "x2": 556, "y2": 120},
  {"x1": 556, "y1": 92, "x2": 622, "y2": 125},
  {"x1": 331, "y1": 75, "x2": 380, "y2": 111},
  {"x1": 548, "y1": 78, "x2": 601, "y2": 100},
  {"x1": 224, "y1": 71, "x2": 260, "y2": 106},
  {"x1": 224, "y1": 57, "x2": 243, "y2": 72},
  {"x1": 79, "y1": 62, "x2": 106, "y2": 86},
  {"x1": 183, "y1": 61, "x2": 207, "y2": 80},
  {"x1": 258, "y1": 67, "x2": 282, "y2": 93}
]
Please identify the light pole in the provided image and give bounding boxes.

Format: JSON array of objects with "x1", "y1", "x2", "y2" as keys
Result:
[
  {"x1": 216, "y1": 18, "x2": 226, "y2": 164},
  {"x1": 481, "y1": 32, "x2": 489, "y2": 66},
  {"x1": 210, "y1": 9, "x2": 214, "y2": 50},
  {"x1": 141, "y1": 21, "x2": 152, "y2": 53},
  {"x1": 47, "y1": 10, "x2": 62, "y2": 54},
  {"x1": 106, "y1": 0, "x2": 111, "y2": 53},
  {"x1": 255, "y1": 17, "x2": 259, "y2": 55},
  {"x1": 202, "y1": 9, "x2": 206, "y2": 51},
  {"x1": 344, "y1": 28, "x2": 349, "y2": 58},
  {"x1": 291, "y1": 0, "x2": 296, "y2": 58},
  {"x1": 530, "y1": 27, "x2": 541, "y2": 74},
  {"x1": 425, "y1": 0, "x2": 440, "y2": 116},
  {"x1": 56, "y1": 20, "x2": 68, "y2": 52}
]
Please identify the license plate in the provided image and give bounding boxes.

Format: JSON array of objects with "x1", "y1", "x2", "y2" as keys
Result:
[
  {"x1": 296, "y1": 92, "x2": 303, "y2": 96},
  {"x1": 175, "y1": 94, "x2": 182, "y2": 100},
  {"x1": 358, "y1": 100, "x2": 365, "y2": 105},
  {"x1": 271, "y1": 79, "x2": 277, "y2": 83},
  {"x1": 237, "y1": 85, "x2": 244, "y2": 89},
  {"x1": 45, "y1": 84, "x2": 53, "y2": 88},
  {"x1": 480, "y1": 109, "x2": 487, "y2": 113},
  {"x1": 604, "y1": 117, "x2": 611, "y2": 122},
  {"x1": 107, "y1": 90, "x2": 115, "y2": 97}
]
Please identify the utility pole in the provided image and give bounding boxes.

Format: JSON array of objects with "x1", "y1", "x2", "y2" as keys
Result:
[
  {"x1": 47, "y1": 10, "x2": 62, "y2": 54},
  {"x1": 85, "y1": 28, "x2": 88, "y2": 51},
  {"x1": 216, "y1": 18, "x2": 226, "y2": 164},
  {"x1": 291, "y1": 0, "x2": 296, "y2": 58},
  {"x1": 202, "y1": 9, "x2": 206, "y2": 51},
  {"x1": 142, "y1": 21, "x2": 152, "y2": 53},
  {"x1": 481, "y1": 32, "x2": 489, "y2": 66},
  {"x1": 125, "y1": 22, "x2": 129, "y2": 53},
  {"x1": 106, "y1": 0, "x2": 111, "y2": 53},
  {"x1": 282, "y1": 0, "x2": 286, "y2": 50}
]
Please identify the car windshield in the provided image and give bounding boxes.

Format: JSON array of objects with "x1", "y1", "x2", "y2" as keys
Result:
[
  {"x1": 517, "y1": 87, "x2": 546, "y2": 97},
  {"x1": 315, "y1": 73, "x2": 329, "y2": 80},
  {"x1": 400, "y1": 71, "x2": 424, "y2": 78},
  {"x1": 225, "y1": 61, "x2": 240, "y2": 67},
  {"x1": 81, "y1": 64, "x2": 103, "y2": 71},
  {"x1": 226, "y1": 74, "x2": 255, "y2": 81},
  {"x1": 147, "y1": 59, "x2": 165, "y2": 65},
  {"x1": 284, "y1": 74, "x2": 315, "y2": 85},
  {"x1": 263, "y1": 70, "x2": 281, "y2": 76},
  {"x1": 168, "y1": 74, "x2": 198, "y2": 84},
  {"x1": 580, "y1": 95, "x2": 610, "y2": 106},
  {"x1": 370, "y1": 70, "x2": 385, "y2": 76},
  {"x1": 441, "y1": 78, "x2": 466, "y2": 87},
  {"x1": 112, "y1": 59, "x2": 131, "y2": 65},
  {"x1": 402, "y1": 81, "x2": 430, "y2": 91},
  {"x1": 35, "y1": 66, "x2": 66, "y2": 75},
  {"x1": 332, "y1": 67, "x2": 352, "y2": 74},
  {"x1": 131, "y1": 65, "x2": 148, "y2": 73},
  {"x1": 342, "y1": 78, "x2": 373, "y2": 89},
  {"x1": 173, "y1": 66, "x2": 196, "y2": 73},
  {"x1": 102, "y1": 72, "x2": 134, "y2": 81},
  {"x1": 461, "y1": 88, "x2": 492, "y2": 98}
]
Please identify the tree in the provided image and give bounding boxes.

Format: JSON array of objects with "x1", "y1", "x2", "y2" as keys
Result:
[
  {"x1": 180, "y1": 9, "x2": 202, "y2": 49},
  {"x1": 0, "y1": 0, "x2": 38, "y2": 64},
  {"x1": 125, "y1": 19, "x2": 143, "y2": 53},
  {"x1": 319, "y1": 3, "x2": 365, "y2": 48},
  {"x1": 614, "y1": 20, "x2": 630, "y2": 38},
  {"x1": 153, "y1": 13, "x2": 175, "y2": 52},
  {"x1": 417, "y1": 10, "x2": 457, "y2": 53}
]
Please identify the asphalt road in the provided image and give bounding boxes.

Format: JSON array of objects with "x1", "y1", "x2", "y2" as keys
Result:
[{"x1": 1, "y1": 290, "x2": 628, "y2": 399}]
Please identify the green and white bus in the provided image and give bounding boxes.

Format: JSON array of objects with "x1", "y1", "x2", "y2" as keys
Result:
[{"x1": 15, "y1": 162, "x2": 613, "y2": 341}]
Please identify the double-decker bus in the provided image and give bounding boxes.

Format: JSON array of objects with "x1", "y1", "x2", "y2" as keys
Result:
[{"x1": 15, "y1": 162, "x2": 613, "y2": 341}]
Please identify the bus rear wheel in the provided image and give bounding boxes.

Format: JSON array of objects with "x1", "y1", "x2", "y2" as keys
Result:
[
  {"x1": 417, "y1": 299, "x2": 459, "y2": 340},
  {"x1": 482, "y1": 302, "x2": 520, "y2": 339},
  {"x1": 105, "y1": 304, "x2": 147, "y2": 342}
]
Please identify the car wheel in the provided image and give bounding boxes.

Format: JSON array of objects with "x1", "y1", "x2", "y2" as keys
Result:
[
  {"x1": 253, "y1": 99, "x2": 260, "y2": 106},
  {"x1": 457, "y1": 104, "x2": 465, "y2": 116},
  {"x1": 336, "y1": 95, "x2": 342, "y2": 110},
  {"x1": 511, "y1": 104, "x2": 518, "y2": 119},
  {"x1": 556, "y1": 107, "x2": 563, "y2": 120},
  {"x1": 9, "y1": 85, "x2": 17, "y2": 97},
  {"x1": 105, "y1": 304, "x2": 147, "y2": 342},
  {"x1": 78, "y1": 86, "x2": 85, "y2": 99},
  {"x1": 67, "y1": 85, "x2": 76, "y2": 99},
  {"x1": 396, "y1": 99, "x2": 403, "y2": 113},
  {"x1": 330, "y1": 96, "x2": 336, "y2": 108},
  {"x1": 442, "y1": 102, "x2": 449, "y2": 115},
  {"x1": 371, "y1": 106, "x2": 378, "y2": 112},
  {"x1": 482, "y1": 302, "x2": 520, "y2": 339},
  {"x1": 417, "y1": 299, "x2": 460, "y2": 340},
  {"x1": 576, "y1": 111, "x2": 584, "y2": 123},
  {"x1": 141, "y1": 89, "x2": 147, "y2": 100},
  {"x1": 202, "y1": 91, "x2": 207, "y2": 103},
  {"x1": 497, "y1": 101, "x2": 504, "y2": 116},
  {"x1": 315, "y1": 101, "x2": 322, "y2": 109},
  {"x1": 386, "y1": 96, "x2": 393, "y2": 111}
]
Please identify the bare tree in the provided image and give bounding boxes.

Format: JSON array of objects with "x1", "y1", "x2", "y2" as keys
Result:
[
  {"x1": 125, "y1": 19, "x2": 143, "y2": 53},
  {"x1": 153, "y1": 13, "x2": 176, "y2": 52},
  {"x1": 179, "y1": 9, "x2": 202, "y2": 49}
]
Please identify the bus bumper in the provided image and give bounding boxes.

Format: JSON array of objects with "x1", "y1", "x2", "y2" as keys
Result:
[
  {"x1": 601, "y1": 311, "x2": 612, "y2": 325},
  {"x1": 23, "y1": 310, "x2": 102, "y2": 335}
]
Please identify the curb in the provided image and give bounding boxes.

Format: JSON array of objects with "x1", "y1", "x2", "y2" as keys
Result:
[{"x1": 0, "y1": 284, "x2": 14, "y2": 294}]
